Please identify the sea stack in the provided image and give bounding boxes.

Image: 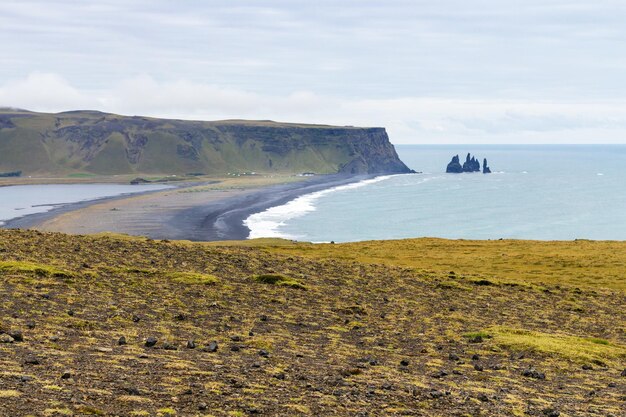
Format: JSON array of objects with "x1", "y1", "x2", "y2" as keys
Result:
[
  {"x1": 446, "y1": 155, "x2": 463, "y2": 173},
  {"x1": 446, "y1": 153, "x2": 492, "y2": 173},
  {"x1": 462, "y1": 153, "x2": 481, "y2": 172},
  {"x1": 483, "y1": 158, "x2": 491, "y2": 174}
]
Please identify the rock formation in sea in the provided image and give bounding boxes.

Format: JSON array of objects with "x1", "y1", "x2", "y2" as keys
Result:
[
  {"x1": 483, "y1": 158, "x2": 491, "y2": 174},
  {"x1": 462, "y1": 153, "x2": 481, "y2": 172},
  {"x1": 446, "y1": 155, "x2": 463, "y2": 173},
  {"x1": 446, "y1": 153, "x2": 491, "y2": 173}
]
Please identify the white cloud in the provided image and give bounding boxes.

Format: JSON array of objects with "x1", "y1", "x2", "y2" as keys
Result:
[
  {"x1": 4, "y1": 73, "x2": 626, "y2": 144},
  {"x1": 0, "y1": 73, "x2": 93, "y2": 110}
]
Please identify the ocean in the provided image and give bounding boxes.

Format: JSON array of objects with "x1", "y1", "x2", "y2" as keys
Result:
[
  {"x1": 245, "y1": 145, "x2": 626, "y2": 242},
  {"x1": 0, "y1": 183, "x2": 171, "y2": 225}
]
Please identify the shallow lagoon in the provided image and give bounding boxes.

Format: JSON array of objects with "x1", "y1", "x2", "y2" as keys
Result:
[{"x1": 0, "y1": 183, "x2": 172, "y2": 225}]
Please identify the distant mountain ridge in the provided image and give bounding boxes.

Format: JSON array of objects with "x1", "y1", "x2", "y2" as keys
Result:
[{"x1": 0, "y1": 109, "x2": 412, "y2": 176}]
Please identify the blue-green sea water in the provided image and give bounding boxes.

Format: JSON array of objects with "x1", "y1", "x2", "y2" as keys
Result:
[{"x1": 245, "y1": 145, "x2": 626, "y2": 242}]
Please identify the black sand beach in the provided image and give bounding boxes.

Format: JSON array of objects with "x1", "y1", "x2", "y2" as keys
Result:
[{"x1": 3, "y1": 174, "x2": 377, "y2": 241}]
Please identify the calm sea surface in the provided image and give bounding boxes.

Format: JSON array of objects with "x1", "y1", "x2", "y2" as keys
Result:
[
  {"x1": 0, "y1": 183, "x2": 171, "y2": 225},
  {"x1": 246, "y1": 145, "x2": 626, "y2": 242}
]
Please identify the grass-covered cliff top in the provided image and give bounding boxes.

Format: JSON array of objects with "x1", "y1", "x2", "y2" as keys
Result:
[
  {"x1": 0, "y1": 230, "x2": 624, "y2": 416},
  {"x1": 0, "y1": 109, "x2": 409, "y2": 177}
]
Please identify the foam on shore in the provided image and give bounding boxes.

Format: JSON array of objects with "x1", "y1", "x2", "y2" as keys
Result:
[{"x1": 244, "y1": 175, "x2": 398, "y2": 239}]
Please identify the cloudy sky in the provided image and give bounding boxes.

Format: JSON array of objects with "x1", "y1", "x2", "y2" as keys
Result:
[{"x1": 2, "y1": 0, "x2": 626, "y2": 144}]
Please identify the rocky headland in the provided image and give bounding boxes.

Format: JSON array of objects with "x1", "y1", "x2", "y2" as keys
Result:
[{"x1": 0, "y1": 109, "x2": 412, "y2": 177}]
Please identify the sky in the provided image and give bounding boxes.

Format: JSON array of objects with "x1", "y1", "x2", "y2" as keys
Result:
[{"x1": 2, "y1": 0, "x2": 626, "y2": 144}]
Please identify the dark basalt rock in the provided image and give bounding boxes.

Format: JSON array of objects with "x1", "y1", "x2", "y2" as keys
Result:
[
  {"x1": 446, "y1": 153, "x2": 492, "y2": 173},
  {"x1": 462, "y1": 153, "x2": 480, "y2": 172},
  {"x1": 446, "y1": 155, "x2": 463, "y2": 173},
  {"x1": 483, "y1": 158, "x2": 491, "y2": 174}
]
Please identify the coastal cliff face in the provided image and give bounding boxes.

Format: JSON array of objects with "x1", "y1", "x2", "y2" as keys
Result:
[{"x1": 0, "y1": 109, "x2": 411, "y2": 176}]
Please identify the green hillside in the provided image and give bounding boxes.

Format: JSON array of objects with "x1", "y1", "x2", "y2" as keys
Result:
[{"x1": 0, "y1": 109, "x2": 411, "y2": 177}]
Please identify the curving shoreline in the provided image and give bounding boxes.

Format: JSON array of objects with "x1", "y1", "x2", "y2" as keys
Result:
[{"x1": 3, "y1": 174, "x2": 377, "y2": 241}]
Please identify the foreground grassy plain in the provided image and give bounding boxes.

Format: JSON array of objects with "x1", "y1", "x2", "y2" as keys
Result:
[{"x1": 0, "y1": 230, "x2": 624, "y2": 416}]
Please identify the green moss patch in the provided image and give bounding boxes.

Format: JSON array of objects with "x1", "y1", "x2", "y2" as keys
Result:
[
  {"x1": 487, "y1": 326, "x2": 626, "y2": 365},
  {"x1": 252, "y1": 273, "x2": 306, "y2": 290},
  {"x1": 165, "y1": 272, "x2": 218, "y2": 285},
  {"x1": 0, "y1": 261, "x2": 73, "y2": 279}
]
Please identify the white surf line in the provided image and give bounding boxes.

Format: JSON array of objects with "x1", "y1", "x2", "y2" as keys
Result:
[{"x1": 243, "y1": 175, "x2": 400, "y2": 240}]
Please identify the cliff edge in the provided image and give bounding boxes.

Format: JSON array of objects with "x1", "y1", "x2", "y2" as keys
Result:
[{"x1": 0, "y1": 109, "x2": 412, "y2": 176}]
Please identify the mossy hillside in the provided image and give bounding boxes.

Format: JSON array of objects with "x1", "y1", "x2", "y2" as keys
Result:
[
  {"x1": 0, "y1": 229, "x2": 624, "y2": 416},
  {"x1": 483, "y1": 327, "x2": 626, "y2": 366},
  {"x1": 249, "y1": 238, "x2": 626, "y2": 291},
  {"x1": 0, "y1": 109, "x2": 410, "y2": 176}
]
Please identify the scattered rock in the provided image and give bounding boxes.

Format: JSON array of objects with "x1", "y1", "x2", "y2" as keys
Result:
[
  {"x1": 260, "y1": 315, "x2": 268, "y2": 322},
  {"x1": 230, "y1": 345, "x2": 240, "y2": 352},
  {"x1": 132, "y1": 315, "x2": 141, "y2": 323},
  {"x1": 145, "y1": 337, "x2": 158, "y2": 347},
  {"x1": 621, "y1": 369, "x2": 626, "y2": 377},
  {"x1": 9, "y1": 330, "x2": 23, "y2": 342},
  {"x1": 49, "y1": 335, "x2": 59, "y2": 342},
  {"x1": 0, "y1": 334, "x2": 14, "y2": 343},
  {"x1": 26, "y1": 321, "x2": 36, "y2": 329},
  {"x1": 24, "y1": 355, "x2": 40, "y2": 365},
  {"x1": 174, "y1": 313, "x2": 187, "y2": 321},
  {"x1": 205, "y1": 341, "x2": 218, "y2": 352},
  {"x1": 474, "y1": 364, "x2": 484, "y2": 371},
  {"x1": 162, "y1": 342, "x2": 178, "y2": 351},
  {"x1": 448, "y1": 353, "x2": 460, "y2": 361},
  {"x1": 471, "y1": 354, "x2": 480, "y2": 361},
  {"x1": 477, "y1": 393, "x2": 489, "y2": 402},
  {"x1": 259, "y1": 349, "x2": 269, "y2": 357},
  {"x1": 61, "y1": 371, "x2": 71, "y2": 379},
  {"x1": 469, "y1": 335, "x2": 483, "y2": 343},
  {"x1": 582, "y1": 364, "x2": 593, "y2": 370},
  {"x1": 186, "y1": 340, "x2": 196, "y2": 349},
  {"x1": 20, "y1": 375, "x2": 32, "y2": 383},
  {"x1": 118, "y1": 336, "x2": 127, "y2": 345},
  {"x1": 522, "y1": 368, "x2": 546, "y2": 380},
  {"x1": 431, "y1": 370, "x2": 449, "y2": 379},
  {"x1": 429, "y1": 389, "x2": 445, "y2": 399},
  {"x1": 198, "y1": 403, "x2": 208, "y2": 411},
  {"x1": 95, "y1": 347, "x2": 113, "y2": 353},
  {"x1": 542, "y1": 408, "x2": 560, "y2": 417},
  {"x1": 400, "y1": 359, "x2": 410, "y2": 366},
  {"x1": 274, "y1": 372, "x2": 286, "y2": 380},
  {"x1": 123, "y1": 387, "x2": 141, "y2": 396}
]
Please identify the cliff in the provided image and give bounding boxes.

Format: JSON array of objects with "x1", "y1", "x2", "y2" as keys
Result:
[{"x1": 0, "y1": 109, "x2": 412, "y2": 176}]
